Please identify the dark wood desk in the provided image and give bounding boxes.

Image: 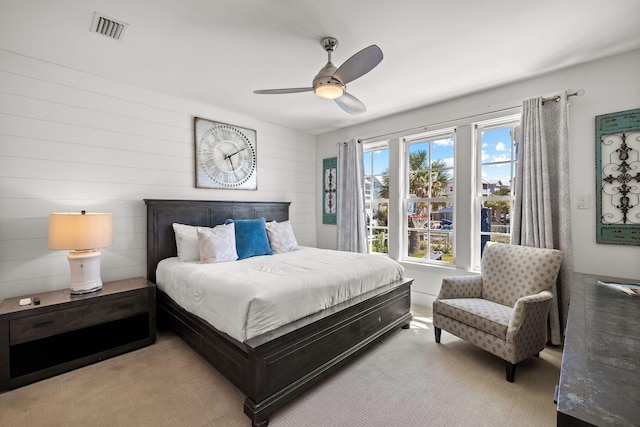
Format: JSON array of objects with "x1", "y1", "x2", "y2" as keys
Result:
[{"x1": 557, "y1": 273, "x2": 640, "y2": 426}]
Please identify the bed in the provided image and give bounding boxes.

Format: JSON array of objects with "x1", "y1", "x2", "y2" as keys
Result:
[{"x1": 145, "y1": 199, "x2": 413, "y2": 426}]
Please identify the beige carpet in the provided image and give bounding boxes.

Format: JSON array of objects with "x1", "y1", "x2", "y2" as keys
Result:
[{"x1": 0, "y1": 309, "x2": 561, "y2": 427}]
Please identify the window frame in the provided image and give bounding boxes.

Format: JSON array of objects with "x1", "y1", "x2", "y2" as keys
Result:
[
  {"x1": 473, "y1": 115, "x2": 521, "y2": 269},
  {"x1": 402, "y1": 128, "x2": 456, "y2": 265},
  {"x1": 359, "y1": 108, "x2": 521, "y2": 272},
  {"x1": 363, "y1": 140, "x2": 391, "y2": 254}
]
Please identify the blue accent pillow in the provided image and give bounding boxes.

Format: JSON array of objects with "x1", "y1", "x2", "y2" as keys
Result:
[{"x1": 224, "y1": 217, "x2": 273, "y2": 260}]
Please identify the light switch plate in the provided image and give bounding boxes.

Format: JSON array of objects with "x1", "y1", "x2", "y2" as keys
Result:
[{"x1": 577, "y1": 195, "x2": 590, "y2": 209}]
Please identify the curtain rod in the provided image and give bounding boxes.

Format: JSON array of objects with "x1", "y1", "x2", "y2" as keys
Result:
[
  {"x1": 541, "y1": 89, "x2": 585, "y2": 104},
  {"x1": 358, "y1": 126, "x2": 426, "y2": 144},
  {"x1": 359, "y1": 89, "x2": 585, "y2": 144},
  {"x1": 358, "y1": 105, "x2": 519, "y2": 143}
]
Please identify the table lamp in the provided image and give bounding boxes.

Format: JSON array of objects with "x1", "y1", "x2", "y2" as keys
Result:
[{"x1": 48, "y1": 211, "x2": 113, "y2": 294}]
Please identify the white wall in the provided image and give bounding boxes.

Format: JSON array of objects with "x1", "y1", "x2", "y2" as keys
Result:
[
  {"x1": 0, "y1": 49, "x2": 317, "y2": 301},
  {"x1": 316, "y1": 49, "x2": 640, "y2": 307}
]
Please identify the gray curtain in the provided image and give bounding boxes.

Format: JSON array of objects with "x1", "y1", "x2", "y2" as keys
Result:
[
  {"x1": 337, "y1": 138, "x2": 368, "y2": 253},
  {"x1": 512, "y1": 93, "x2": 574, "y2": 346}
]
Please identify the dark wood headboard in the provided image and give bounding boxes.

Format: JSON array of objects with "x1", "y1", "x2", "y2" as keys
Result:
[{"x1": 144, "y1": 199, "x2": 290, "y2": 283}]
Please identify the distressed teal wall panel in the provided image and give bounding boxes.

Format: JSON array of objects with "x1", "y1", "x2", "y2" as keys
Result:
[
  {"x1": 322, "y1": 157, "x2": 337, "y2": 225},
  {"x1": 595, "y1": 107, "x2": 640, "y2": 245}
]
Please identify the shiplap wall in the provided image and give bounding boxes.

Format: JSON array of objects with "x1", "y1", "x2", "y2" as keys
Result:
[{"x1": 0, "y1": 49, "x2": 317, "y2": 301}]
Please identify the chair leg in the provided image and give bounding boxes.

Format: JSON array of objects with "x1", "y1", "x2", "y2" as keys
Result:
[
  {"x1": 434, "y1": 327, "x2": 441, "y2": 343},
  {"x1": 505, "y1": 362, "x2": 516, "y2": 382}
]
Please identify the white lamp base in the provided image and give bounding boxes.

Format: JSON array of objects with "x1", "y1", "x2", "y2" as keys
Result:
[{"x1": 67, "y1": 249, "x2": 104, "y2": 294}]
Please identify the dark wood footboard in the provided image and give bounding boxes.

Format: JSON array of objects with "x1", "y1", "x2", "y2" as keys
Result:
[
  {"x1": 243, "y1": 277, "x2": 412, "y2": 425},
  {"x1": 157, "y1": 278, "x2": 412, "y2": 426}
]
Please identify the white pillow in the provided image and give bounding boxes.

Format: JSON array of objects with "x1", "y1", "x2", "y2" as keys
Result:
[
  {"x1": 266, "y1": 220, "x2": 298, "y2": 254},
  {"x1": 197, "y1": 223, "x2": 238, "y2": 263},
  {"x1": 172, "y1": 223, "x2": 200, "y2": 262}
]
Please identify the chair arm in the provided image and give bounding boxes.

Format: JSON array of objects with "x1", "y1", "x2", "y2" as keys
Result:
[
  {"x1": 506, "y1": 291, "x2": 553, "y2": 343},
  {"x1": 437, "y1": 275, "x2": 483, "y2": 300}
]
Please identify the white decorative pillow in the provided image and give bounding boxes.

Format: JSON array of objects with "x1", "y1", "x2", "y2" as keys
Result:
[
  {"x1": 266, "y1": 220, "x2": 298, "y2": 254},
  {"x1": 197, "y1": 223, "x2": 238, "y2": 263},
  {"x1": 172, "y1": 223, "x2": 200, "y2": 262}
]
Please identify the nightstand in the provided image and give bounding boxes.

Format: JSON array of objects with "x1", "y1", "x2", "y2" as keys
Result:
[{"x1": 0, "y1": 277, "x2": 156, "y2": 391}]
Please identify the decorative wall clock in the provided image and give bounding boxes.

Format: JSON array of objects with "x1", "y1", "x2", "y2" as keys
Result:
[
  {"x1": 595, "y1": 107, "x2": 640, "y2": 245},
  {"x1": 194, "y1": 117, "x2": 257, "y2": 190},
  {"x1": 323, "y1": 157, "x2": 337, "y2": 224}
]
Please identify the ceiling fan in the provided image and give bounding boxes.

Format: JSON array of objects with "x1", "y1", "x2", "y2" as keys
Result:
[{"x1": 253, "y1": 37, "x2": 383, "y2": 114}]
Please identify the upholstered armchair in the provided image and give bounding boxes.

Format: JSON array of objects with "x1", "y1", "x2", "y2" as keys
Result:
[{"x1": 433, "y1": 242, "x2": 563, "y2": 382}]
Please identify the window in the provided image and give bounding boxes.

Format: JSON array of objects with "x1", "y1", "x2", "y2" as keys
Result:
[
  {"x1": 403, "y1": 130, "x2": 455, "y2": 264},
  {"x1": 360, "y1": 110, "x2": 520, "y2": 270},
  {"x1": 476, "y1": 117, "x2": 520, "y2": 266},
  {"x1": 363, "y1": 141, "x2": 390, "y2": 254}
]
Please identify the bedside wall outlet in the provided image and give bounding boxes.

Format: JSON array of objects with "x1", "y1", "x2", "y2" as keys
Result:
[{"x1": 577, "y1": 195, "x2": 590, "y2": 209}]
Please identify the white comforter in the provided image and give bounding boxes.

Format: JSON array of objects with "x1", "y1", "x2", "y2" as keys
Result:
[{"x1": 156, "y1": 247, "x2": 404, "y2": 342}]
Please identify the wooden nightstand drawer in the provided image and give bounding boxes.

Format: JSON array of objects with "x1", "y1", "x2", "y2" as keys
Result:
[{"x1": 9, "y1": 293, "x2": 149, "y2": 344}]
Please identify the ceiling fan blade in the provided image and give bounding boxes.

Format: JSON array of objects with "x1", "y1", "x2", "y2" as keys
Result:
[
  {"x1": 253, "y1": 87, "x2": 313, "y2": 94},
  {"x1": 333, "y1": 45, "x2": 383, "y2": 84},
  {"x1": 334, "y1": 92, "x2": 366, "y2": 115}
]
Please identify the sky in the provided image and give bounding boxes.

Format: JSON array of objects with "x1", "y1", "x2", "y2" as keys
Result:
[
  {"x1": 364, "y1": 125, "x2": 516, "y2": 185},
  {"x1": 480, "y1": 126, "x2": 517, "y2": 185}
]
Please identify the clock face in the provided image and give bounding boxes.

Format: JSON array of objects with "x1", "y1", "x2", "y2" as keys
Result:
[{"x1": 195, "y1": 118, "x2": 257, "y2": 189}]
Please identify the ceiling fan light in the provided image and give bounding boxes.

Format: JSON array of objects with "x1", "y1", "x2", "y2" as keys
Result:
[{"x1": 314, "y1": 83, "x2": 344, "y2": 100}]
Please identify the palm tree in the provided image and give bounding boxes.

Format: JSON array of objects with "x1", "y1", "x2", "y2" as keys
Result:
[{"x1": 379, "y1": 150, "x2": 451, "y2": 255}]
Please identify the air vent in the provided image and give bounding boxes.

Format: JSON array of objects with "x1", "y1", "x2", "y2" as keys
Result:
[{"x1": 91, "y1": 12, "x2": 128, "y2": 41}]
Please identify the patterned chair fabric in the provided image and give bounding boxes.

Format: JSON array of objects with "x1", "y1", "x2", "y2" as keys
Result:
[{"x1": 433, "y1": 242, "x2": 563, "y2": 382}]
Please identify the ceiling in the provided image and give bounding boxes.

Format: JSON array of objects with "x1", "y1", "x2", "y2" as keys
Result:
[{"x1": 2, "y1": 0, "x2": 640, "y2": 135}]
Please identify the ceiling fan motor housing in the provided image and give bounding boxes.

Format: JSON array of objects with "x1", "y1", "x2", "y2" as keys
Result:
[
  {"x1": 313, "y1": 62, "x2": 343, "y2": 85},
  {"x1": 313, "y1": 61, "x2": 344, "y2": 99}
]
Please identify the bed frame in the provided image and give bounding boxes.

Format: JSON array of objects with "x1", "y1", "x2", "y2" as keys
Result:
[{"x1": 145, "y1": 199, "x2": 413, "y2": 426}]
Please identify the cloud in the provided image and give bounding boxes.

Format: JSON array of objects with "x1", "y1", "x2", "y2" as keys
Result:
[
  {"x1": 495, "y1": 142, "x2": 506, "y2": 151},
  {"x1": 435, "y1": 139, "x2": 453, "y2": 146}
]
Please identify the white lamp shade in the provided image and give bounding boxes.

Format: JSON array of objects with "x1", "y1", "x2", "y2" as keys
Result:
[{"x1": 48, "y1": 212, "x2": 113, "y2": 250}]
